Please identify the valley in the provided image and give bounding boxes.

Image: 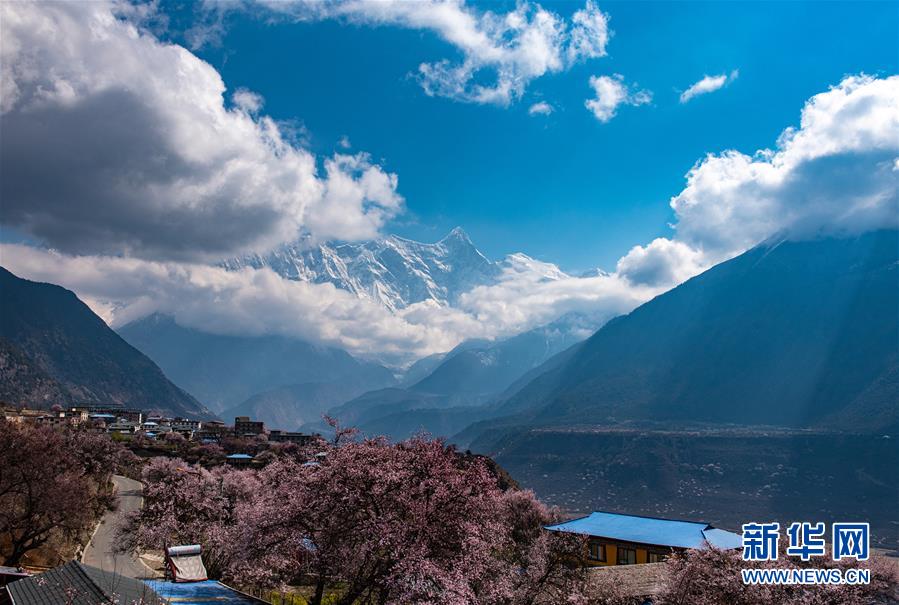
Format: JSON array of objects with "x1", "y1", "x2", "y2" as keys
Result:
[
  {"x1": 477, "y1": 426, "x2": 899, "y2": 548},
  {"x1": 3, "y1": 230, "x2": 897, "y2": 553}
]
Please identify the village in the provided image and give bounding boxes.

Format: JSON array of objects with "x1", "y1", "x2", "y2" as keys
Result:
[
  {"x1": 0, "y1": 404, "x2": 764, "y2": 605},
  {"x1": 2, "y1": 403, "x2": 897, "y2": 604},
  {"x1": 1, "y1": 405, "x2": 316, "y2": 449}
]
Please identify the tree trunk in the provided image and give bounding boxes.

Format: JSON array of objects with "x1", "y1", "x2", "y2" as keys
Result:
[
  {"x1": 4, "y1": 542, "x2": 27, "y2": 567},
  {"x1": 310, "y1": 577, "x2": 325, "y2": 605},
  {"x1": 335, "y1": 585, "x2": 366, "y2": 605}
]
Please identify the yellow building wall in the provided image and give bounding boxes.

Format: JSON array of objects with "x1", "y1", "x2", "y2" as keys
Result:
[
  {"x1": 605, "y1": 544, "x2": 617, "y2": 567},
  {"x1": 584, "y1": 541, "x2": 651, "y2": 566}
]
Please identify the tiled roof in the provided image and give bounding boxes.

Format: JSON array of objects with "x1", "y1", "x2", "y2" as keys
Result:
[
  {"x1": 545, "y1": 511, "x2": 742, "y2": 550},
  {"x1": 6, "y1": 561, "x2": 162, "y2": 605}
]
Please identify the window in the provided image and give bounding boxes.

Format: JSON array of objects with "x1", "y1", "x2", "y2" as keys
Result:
[
  {"x1": 647, "y1": 551, "x2": 667, "y2": 563},
  {"x1": 617, "y1": 547, "x2": 637, "y2": 565},
  {"x1": 588, "y1": 542, "x2": 606, "y2": 562}
]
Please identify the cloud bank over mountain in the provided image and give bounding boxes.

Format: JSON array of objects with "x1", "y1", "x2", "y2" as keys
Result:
[
  {"x1": 0, "y1": 1, "x2": 895, "y2": 362},
  {"x1": 0, "y1": 239, "x2": 650, "y2": 364},
  {"x1": 619, "y1": 74, "x2": 898, "y2": 287}
]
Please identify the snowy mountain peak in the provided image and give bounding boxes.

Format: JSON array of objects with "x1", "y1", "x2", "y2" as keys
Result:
[
  {"x1": 439, "y1": 226, "x2": 473, "y2": 244},
  {"x1": 501, "y1": 253, "x2": 569, "y2": 282},
  {"x1": 224, "y1": 229, "x2": 505, "y2": 311}
]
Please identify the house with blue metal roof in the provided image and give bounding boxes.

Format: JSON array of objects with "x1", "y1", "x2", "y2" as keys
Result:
[
  {"x1": 545, "y1": 511, "x2": 742, "y2": 566},
  {"x1": 225, "y1": 453, "x2": 254, "y2": 467}
]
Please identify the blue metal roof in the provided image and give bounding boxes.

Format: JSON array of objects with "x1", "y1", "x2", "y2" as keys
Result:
[
  {"x1": 144, "y1": 580, "x2": 268, "y2": 604},
  {"x1": 226, "y1": 454, "x2": 253, "y2": 459},
  {"x1": 545, "y1": 511, "x2": 742, "y2": 550},
  {"x1": 701, "y1": 527, "x2": 743, "y2": 549}
]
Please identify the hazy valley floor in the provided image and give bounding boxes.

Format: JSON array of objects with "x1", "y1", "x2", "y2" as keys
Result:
[{"x1": 485, "y1": 427, "x2": 899, "y2": 549}]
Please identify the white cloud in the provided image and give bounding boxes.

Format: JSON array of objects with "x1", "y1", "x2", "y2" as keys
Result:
[
  {"x1": 615, "y1": 238, "x2": 706, "y2": 287},
  {"x1": 679, "y1": 69, "x2": 739, "y2": 103},
  {"x1": 567, "y1": 0, "x2": 612, "y2": 63},
  {"x1": 5, "y1": 72, "x2": 895, "y2": 361},
  {"x1": 0, "y1": 243, "x2": 654, "y2": 364},
  {"x1": 585, "y1": 74, "x2": 652, "y2": 122},
  {"x1": 620, "y1": 74, "x2": 899, "y2": 287},
  {"x1": 0, "y1": 243, "x2": 456, "y2": 363},
  {"x1": 1, "y1": 2, "x2": 894, "y2": 371},
  {"x1": 205, "y1": 0, "x2": 611, "y2": 106},
  {"x1": 671, "y1": 74, "x2": 898, "y2": 256},
  {"x1": 454, "y1": 254, "x2": 653, "y2": 333},
  {"x1": 232, "y1": 87, "x2": 264, "y2": 113},
  {"x1": 0, "y1": 1, "x2": 402, "y2": 261},
  {"x1": 304, "y1": 153, "x2": 404, "y2": 243},
  {"x1": 528, "y1": 101, "x2": 554, "y2": 116}
]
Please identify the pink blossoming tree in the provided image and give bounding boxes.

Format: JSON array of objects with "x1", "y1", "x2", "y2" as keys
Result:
[
  {"x1": 128, "y1": 429, "x2": 589, "y2": 604},
  {"x1": 119, "y1": 456, "x2": 259, "y2": 579},
  {"x1": 0, "y1": 420, "x2": 131, "y2": 566},
  {"x1": 658, "y1": 542, "x2": 899, "y2": 605}
]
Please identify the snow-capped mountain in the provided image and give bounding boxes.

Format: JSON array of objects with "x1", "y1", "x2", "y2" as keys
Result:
[{"x1": 225, "y1": 227, "x2": 522, "y2": 311}]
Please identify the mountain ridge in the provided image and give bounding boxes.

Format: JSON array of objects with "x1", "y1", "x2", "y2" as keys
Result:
[
  {"x1": 118, "y1": 314, "x2": 396, "y2": 413},
  {"x1": 0, "y1": 268, "x2": 212, "y2": 418},
  {"x1": 222, "y1": 227, "x2": 570, "y2": 312},
  {"x1": 464, "y1": 230, "x2": 899, "y2": 448}
]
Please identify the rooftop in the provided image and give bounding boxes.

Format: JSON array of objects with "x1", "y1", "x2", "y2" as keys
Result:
[
  {"x1": 0, "y1": 565, "x2": 29, "y2": 578},
  {"x1": 144, "y1": 579, "x2": 269, "y2": 604},
  {"x1": 545, "y1": 511, "x2": 742, "y2": 550},
  {"x1": 6, "y1": 561, "x2": 163, "y2": 605}
]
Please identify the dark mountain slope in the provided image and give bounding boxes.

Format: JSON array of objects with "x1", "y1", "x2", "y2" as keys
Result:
[
  {"x1": 0, "y1": 337, "x2": 72, "y2": 407},
  {"x1": 312, "y1": 317, "x2": 593, "y2": 440},
  {"x1": 118, "y1": 314, "x2": 396, "y2": 412},
  {"x1": 411, "y1": 324, "x2": 581, "y2": 397},
  {"x1": 0, "y1": 268, "x2": 211, "y2": 417},
  {"x1": 493, "y1": 231, "x2": 899, "y2": 433}
]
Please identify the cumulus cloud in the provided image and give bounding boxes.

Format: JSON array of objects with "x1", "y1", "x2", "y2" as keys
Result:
[
  {"x1": 232, "y1": 87, "x2": 264, "y2": 113},
  {"x1": 615, "y1": 239, "x2": 706, "y2": 287},
  {"x1": 0, "y1": 1, "x2": 402, "y2": 261},
  {"x1": 618, "y1": 74, "x2": 898, "y2": 288},
  {"x1": 205, "y1": 0, "x2": 611, "y2": 106},
  {"x1": 679, "y1": 69, "x2": 739, "y2": 103},
  {"x1": 585, "y1": 74, "x2": 651, "y2": 122},
  {"x1": 528, "y1": 101, "x2": 554, "y2": 116},
  {"x1": 455, "y1": 254, "x2": 652, "y2": 332},
  {"x1": 672, "y1": 74, "x2": 898, "y2": 255},
  {"x1": 304, "y1": 154, "x2": 404, "y2": 242},
  {"x1": 0, "y1": 1, "x2": 894, "y2": 371}
]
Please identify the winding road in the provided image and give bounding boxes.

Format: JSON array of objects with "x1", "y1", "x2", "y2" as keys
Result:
[{"x1": 82, "y1": 474, "x2": 157, "y2": 579}]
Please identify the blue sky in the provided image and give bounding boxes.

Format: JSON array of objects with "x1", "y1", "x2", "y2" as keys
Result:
[
  {"x1": 1, "y1": 1, "x2": 896, "y2": 357},
  {"x1": 156, "y1": 0, "x2": 898, "y2": 272}
]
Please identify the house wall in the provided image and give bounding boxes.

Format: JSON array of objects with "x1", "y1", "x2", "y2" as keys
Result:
[{"x1": 585, "y1": 539, "x2": 674, "y2": 567}]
